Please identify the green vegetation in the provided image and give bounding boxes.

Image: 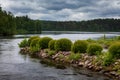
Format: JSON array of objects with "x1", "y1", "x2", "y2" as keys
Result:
[
  {"x1": 15, "y1": 16, "x2": 41, "y2": 34},
  {"x1": 72, "y1": 40, "x2": 88, "y2": 53},
  {"x1": 48, "y1": 40, "x2": 56, "y2": 50},
  {"x1": 68, "y1": 53, "x2": 81, "y2": 61},
  {"x1": 0, "y1": 7, "x2": 16, "y2": 36},
  {"x1": 54, "y1": 38, "x2": 72, "y2": 51},
  {"x1": 39, "y1": 37, "x2": 52, "y2": 49},
  {"x1": 86, "y1": 38, "x2": 96, "y2": 44},
  {"x1": 30, "y1": 44, "x2": 40, "y2": 53},
  {"x1": 109, "y1": 42, "x2": 120, "y2": 59},
  {"x1": 116, "y1": 36, "x2": 120, "y2": 40},
  {"x1": 30, "y1": 38, "x2": 40, "y2": 53},
  {"x1": 28, "y1": 36, "x2": 40, "y2": 46},
  {"x1": 102, "y1": 52, "x2": 114, "y2": 66},
  {"x1": 47, "y1": 50, "x2": 56, "y2": 56},
  {"x1": 95, "y1": 52, "x2": 115, "y2": 66},
  {"x1": 30, "y1": 38, "x2": 40, "y2": 47},
  {"x1": 18, "y1": 39, "x2": 28, "y2": 48},
  {"x1": 0, "y1": 7, "x2": 41, "y2": 36},
  {"x1": 41, "y1": 19, "x2": 120, "y2": 32},
  {"x1": 87, "y1": 43, "x2": 103, "y2": 55}
]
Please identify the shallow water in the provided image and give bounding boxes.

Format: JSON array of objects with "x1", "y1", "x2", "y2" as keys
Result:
[{"x1": 0, "y1": 33, "x2": 119, "y2": 80}]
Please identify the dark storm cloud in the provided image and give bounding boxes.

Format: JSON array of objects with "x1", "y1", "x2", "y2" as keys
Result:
[{"x1": 0, "y1": 0, "x2": 120, "y2": 21}]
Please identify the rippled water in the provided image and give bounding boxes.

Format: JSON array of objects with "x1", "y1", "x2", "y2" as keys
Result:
[{"x1": 0, "y1": 33, "x2": 119, "y2": 80}]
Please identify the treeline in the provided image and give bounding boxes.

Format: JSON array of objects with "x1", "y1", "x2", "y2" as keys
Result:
[
  {"x1": 15, "y1": 16, "x2": 41, "y2": 34},
  {"x1": 0, "y1": 7, "x2": 16, "y2": 36},
  {"x1": 0, "y1": 7, "x2": 41, "y2": 36},
  {"x1": 41, "y1": 19, "x2": 120, "y2": 32}
]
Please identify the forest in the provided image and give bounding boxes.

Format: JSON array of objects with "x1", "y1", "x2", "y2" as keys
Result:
[
  {"x1": 0, "y1": 6, "x2": 120, "y2": 36},
  {"x1": 0, "y1": 7, "x2": 41, "y2": 36},
  {"x1": 41, "y1": 19, "x2": 120, "y2": 32}
]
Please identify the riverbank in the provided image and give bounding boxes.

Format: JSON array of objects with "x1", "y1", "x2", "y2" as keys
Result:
[{"x1": 20, "y1": 47, "x2": 120, "y2": 80}]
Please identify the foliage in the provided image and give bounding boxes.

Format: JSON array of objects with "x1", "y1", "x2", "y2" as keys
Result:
[
  {"x1": 28, "y1": 36, "x2": 40, "y2": 46},
  {"x1": 41, "y1": 19, "x2": 120, "y2": 32},
  {"x1": 39, "y1": 37, "x2": 52, "y2": 49},
  {"x1": 116, "y1": 36, "x2": 120, "y2": 40},
  {"x1": 94, "y1": 52, "x2": 115, "y2": 66},
  {"x1": 30, "y1": 44, "x2": 40, "y2": 53},
  {"x1": 58, "y1": 54, "x2": 64, "y2": 59},
  {"x1": 86, "y1": 38, "x2": 96, "y2": 44},
  {"x1": 0, "y1": 7, "x2": 16, "y2": 36},
  {"x1": 47, "y1": 50, "x2": 56, "y2": 56},
  {"x1": 87, "y1": 43, "x2": 103, "y2": 55},
  {"x1": 71, "y1": 40, "x2": 88, "y2": 53},
  {"x1": 54, "y1": 38, "x2": 72, "y2": 51},
  {"x1": 15, "y1": 16, "x2": 41, "y2": 34},
  {"x1": 48, "y1": 40, "x2": 56, "y2": 50},
  {"x1": 30, "y1": 38, "x2": 40, "y2": 53},
  {"x1": 44, "y1": 49, "x2": 49, "y2": 53},
  {"x1": 108, "y1": 42, "x2": 120, "y2": 58},
  {"x1": 68, "y1": 53, "x2": 81, "y2": 61},
  {"x1": 30, "y1": 38, "x2": 40, "y2": 47},
  {"x1": 0, "y1": 7, "x2": 41, "y2": 35},
  {"x1": 18, "y1": 39, "x2": 28, "y2": 48},
  {"x1": 102, "y1": 52, "x2": 115, "y2": 66}
]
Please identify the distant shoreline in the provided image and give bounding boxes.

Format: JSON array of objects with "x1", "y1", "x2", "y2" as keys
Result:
[{"x1": 42, "y1": 31, "x2": 120, "y2": 34}]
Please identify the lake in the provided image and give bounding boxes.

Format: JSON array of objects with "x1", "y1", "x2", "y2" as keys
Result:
[{"x1": 0, "y1": 32, "x2": 119, "y2": 80}]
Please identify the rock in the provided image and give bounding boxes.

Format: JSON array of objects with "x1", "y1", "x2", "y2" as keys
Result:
[
  {"x1": 110, "y1": 71, "x2": 118, "y2": 76},
  {"x1": 88, "y1": 65, "x2": 94, "y2": 69},
  {"x1": 78, "y1": 62, "x2": 84, "y2": 66},
  {"x1": 52, "y1": 54, "x2": 59, "y2": 59},
  {"x1": 84, "y1": 60, "x2": 90, "y2": 67},
  {"x1": 55, "y1": 58, "x2": 59, "y2": 61},
  {"x1": 104, "y1": 72, "x2": 111, "y2": 77},
  {"x1": 84, "y1": 55, "x2": 89, "y2": 60},
  {"x1": 41, "y1": 53, "x2": 47, "y2": 58},
  {"x1": 94, "y1": 66, "x2": 102, "y2": 72},
  {"x1": 115, "y1": 62, "x2": 119, "y2": 65},
  {"x1": 88, "y1": 62, "x2": 92, "y2": 66}
]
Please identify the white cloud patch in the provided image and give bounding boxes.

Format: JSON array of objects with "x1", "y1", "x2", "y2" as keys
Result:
[{"x1": 0, "y1": 0, "x2": 120, "y2": 21}]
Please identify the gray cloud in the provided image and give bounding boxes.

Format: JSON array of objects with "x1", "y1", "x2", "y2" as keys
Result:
[{"x1": 0, "y1": 0, "x2": 120, "y2": 21}]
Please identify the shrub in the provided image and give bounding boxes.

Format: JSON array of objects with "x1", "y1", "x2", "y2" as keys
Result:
[
  {"x1": 71, "y1": 40, "x2": 88, "y2": 53},
  {"x1": 30, "y1": 38, "x2": 40, "y2": 47},
  {"x1": 48, "y1": 40, "x2": 56, "y2": 50},
  {"x1": 30, "y1": 44, "x2": 40, "y2": 53},
  {"x1": 108, "y1": 42, "x2": 120, "y2": 58},
  {"x1": 28, "y1": 36, "x2": 40, "y2": 46},
  {"x1": 68, "y1": 53, "x2": 81, "y2": 61},
  {"x1": 103, "y1": 40, "x2": 112, "y2": 49},
  {"x1": 86, "y1": 38, "x2": 96, "y2": 43},
  {"x1": 19, "y1": 39, "x2": 28, "y2": 48},
  {"x1": 102, "y1": 52, "x2": 115, "y2": 66},
  {"x1": 87, "y1": 43, "x2": 103, "y2": 55},
  {"x1": 116, "y1": 36, "x2": 120, "y2": 40},
  {"x1": 30, "y1": 38, "x2": 41, "y2": 53},
  {"x1": 54, "y1": 38, "x2": 72, "y2": 51},
  {"x1": 39, "y1": 37, "x2": 52, "y2": 49}
]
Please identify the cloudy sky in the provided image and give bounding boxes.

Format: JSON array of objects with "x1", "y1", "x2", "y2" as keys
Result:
[{"x1": 0, "y1": 0, "x2": 120, "y2": 21}]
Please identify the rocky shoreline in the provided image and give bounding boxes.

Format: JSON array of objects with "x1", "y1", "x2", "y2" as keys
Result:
[{"x1": 20, "y1": 47, "x2": 120, "y2": 80}]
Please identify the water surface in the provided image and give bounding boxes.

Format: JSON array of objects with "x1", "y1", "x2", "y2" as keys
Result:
[{"x1": 0, "y1": 32, "x2": 119, "y2": 80}]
